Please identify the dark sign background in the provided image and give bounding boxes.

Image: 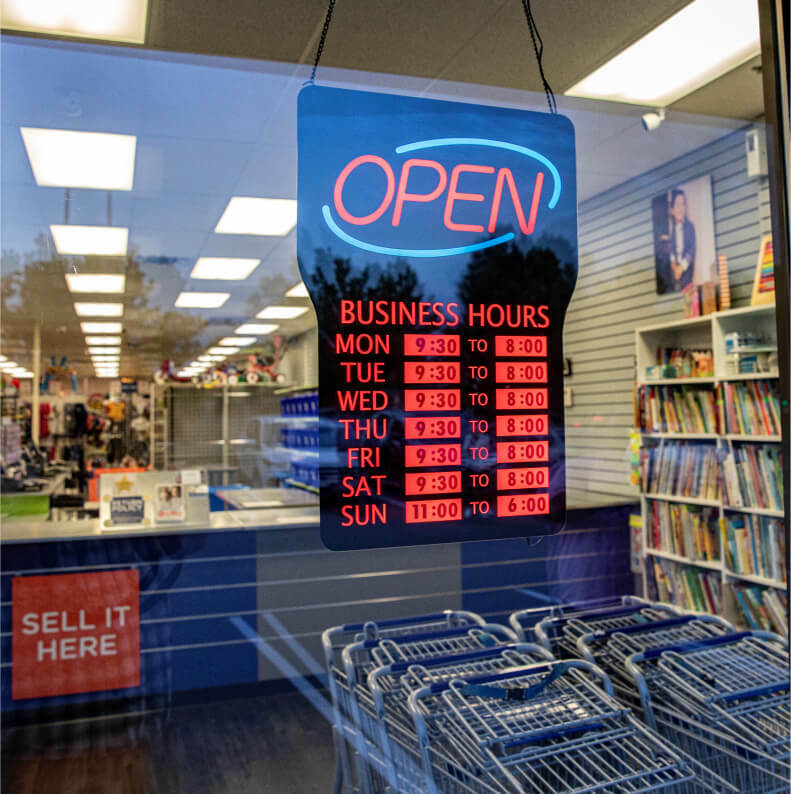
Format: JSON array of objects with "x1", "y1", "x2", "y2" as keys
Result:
[{"x1": 298, "y1": 86, "x2": 577, "y2": 550}]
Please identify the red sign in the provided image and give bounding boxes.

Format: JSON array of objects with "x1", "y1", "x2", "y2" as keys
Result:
[{"x1": 12, "y1": 570, "x2": 140, "y2": 700}]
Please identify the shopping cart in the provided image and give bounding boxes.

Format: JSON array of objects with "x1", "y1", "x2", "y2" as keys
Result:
[
  {"x1": 575, "y1": 614, "x2": 735, "y2": 704},
  {"x1": 511, "y1": 598, "x2": 680, "y2": 658},
  {"x1": 368, "y1": 642, "x2": 554, "y2": 793},
  {"x1": 624, "y1": 630, "x2": 790, "y2": 793},
  {"x1": 322, "y1": 611, "x2": 515, "y2": 793},
  {"x1": 407, "y1": 659, "x2": 736, "y2": 793}
]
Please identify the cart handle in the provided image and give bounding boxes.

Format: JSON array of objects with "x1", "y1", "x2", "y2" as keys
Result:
[
  {"x1": 586, "y1": 613, "x2": 729, "y2": 643},
  {"x1": 459, "y1": 661, "x2": 571, "y2": 701},
  {"x1": 382, "y1": 641, "x2": 551, "y2": 674},
  {"x1": 638, "y1": 630, "x2": 772, "y2": 660},
  {"x1": 543, "y1": 603, "x2": 671, "y2": 630},
  {"x1": 333, "y1": 610, "x2": 485, "y2": 635}
]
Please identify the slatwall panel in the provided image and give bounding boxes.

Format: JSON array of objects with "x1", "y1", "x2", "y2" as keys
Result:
[{"x1": 565, "y1": 126, "x2": 765, "y2": 508}]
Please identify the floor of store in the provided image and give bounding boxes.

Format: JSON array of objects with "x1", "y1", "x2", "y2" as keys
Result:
[{"x1": 1, "y1": 691, "x2": 335, "y2": 794}]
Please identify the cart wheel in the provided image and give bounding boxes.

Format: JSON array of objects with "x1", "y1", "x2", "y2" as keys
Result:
[
  {"x1": 246, "y1": 371, "x2": 260, "y2": 383},
  {"x1": 228, "y1": 375, "x2": 239, "y2": 384}
]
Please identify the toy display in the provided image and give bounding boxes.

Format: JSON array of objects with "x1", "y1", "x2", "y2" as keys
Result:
[{"x1": 41, "y1": 356, "x2": 78, "y2": 393}]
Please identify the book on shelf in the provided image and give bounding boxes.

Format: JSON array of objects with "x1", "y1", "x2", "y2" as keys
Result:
[
  {"x1": 719, "y1": 444, "x2": 784, "y2": 510},
  {"x1": 719, "y1": 379, "x2": 781, "y2": 436},
  {"x1": 730, "y1": 583, "x2": 788, "y2": 637},
  {"x1": 639, "y1": 385, "x2": 718, "y2": 434},
  {"x1": 648, "y1": 501, "x2": 719, "y2": 562},
  {"x1": 646, "y1": 557, "x2": 722, "y2": 613},
  {"x1": 722, "y1": 514, "x2": 787, "y2": 584},
  {"x1": 645, "y1": 442, "x2": 719, "y2": 500}
]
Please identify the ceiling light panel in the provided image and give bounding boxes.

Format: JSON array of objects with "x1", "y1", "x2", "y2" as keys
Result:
[
  {"x1": 174, "y1": 292, "x2": 230, "y2": 308},
  {"x1": 3, "y1": 0, "x2": 148, "y2": 45},
  {"x1": 21, "y1": 128, "x2": 136, "y2": 189},
  {"x1": 256, "y1": 306, "x2": 307, "y2": 320},
  {"x1": 85, "y1": 336, "x2": 122, "y2": 345},
  {"x1": 51, "y1": 225, "x2": 128, "y2": 256},
  {"x1": 219, "y1": 337, "x2": 255, "y2": 346},
  {"x1": 190, "y1": 257, "x2": 260, "y2": 280},
  {"x1": 209, "y1": 347, "x2": 239, "y2": 355},
  {"x1": 235, "y1": 323, "x2": 278, "y2": 335},
  {"x1": 285, "y1": 282, "x2": 309, "y2": 298},
  {"x1": 565, "y1": 0, "x2": 760, "y2": 107},
  {"x1": 89, "y1": 346, "x2": 121, "y2": 355},
  {"x1": 74, "y1": 302, "x2": 123, "y2": 317},
  {"x1": 215, "y1": 197, "x2": 297, "y2": 236},
  {"x1": 81, "y1": 322, "x2": 122, "y2": 334},
  {"x1": 65, "y1": 273, "x2": 126, "y2": 293}
]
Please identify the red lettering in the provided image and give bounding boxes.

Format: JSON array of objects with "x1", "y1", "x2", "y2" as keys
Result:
[
  {"x1": 336, "y1": 390, "x2": 389, "y2": 411},
  {"x1": 339, "y1": 361, "x2": 385, "y2": 383},
  {"x1": 341, "y1": 503, "x2": 387, "y2": 527},
  {"x1": 488, "y1": 168, "x2": 527, "y2": 233},
  {"x1": 392, "y1": 159, "x2": 447, "y2": 226},
  {"x1": 341, "y1": 475, "x2": 386, "y2": 498},
  {"x1": 334, "y1": 155, "x2": 395, "y2": 225},
  {"x1": 335, "y1": 334, "x2": 390, "y2": 355},
  {"x1": 443, "y1": 164, "x2": 494, "y2": 232}
]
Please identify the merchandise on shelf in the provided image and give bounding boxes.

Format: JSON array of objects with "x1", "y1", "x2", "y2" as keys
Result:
[
  {"x1": 646, "y1": 557, "x2": 722, "y2": 613},
  {"x1": 719, "y1": 443, "x2": 783, "y2": 511},
  {"x1": 719, "y1": 379, "x2": 781, "y2": 435},
  {"x1": 639, "y1": 385, "x2": 718, "y2": 434},
  {"x1": 646, "y1": 347, "x2": 713, "y2": 380},
  {"x1": 643, "y1": 441, "x2": 719, "y2": 500},
  {"x1": 722, "y1": 514, "x2": 787, "y2": 583},
  {"x1": 648, "y1": 502, "x2": 719, "y2": 562},
  {"x1": 729, "y1": 583, "x2": 788, "y2": 636},
  {"x1": 280, "y1": 391, "x2": 319, "y2": 489}
]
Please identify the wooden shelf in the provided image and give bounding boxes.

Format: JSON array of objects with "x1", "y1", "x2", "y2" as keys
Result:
[
  {"x1": 642, "y1": 377, "x2": 716, "y2": 386},
  {"x1": 642, "y1": 432, "x2": 718, "y2": 440},
  {"x1": 722, "y1": 504, "x2": 784, "y2": 518},
  {"x1": 723, "y1": 434, "x2": 781, "y2": 442},
  {"x1": 719, "y1": 371, "x2": 779, "y2": 381},
  {"x1": 645, "y1": 548, "x2": 721, "y2": 571},
  {"x1": 644, "y1": 493, "x2": 720, "y2": 507},
  {"x1": 724, "y1": 570, "x2": 787, "y2": 589}
]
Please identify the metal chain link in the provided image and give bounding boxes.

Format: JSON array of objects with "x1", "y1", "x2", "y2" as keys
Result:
[{"x1": 310, "y1": 0, "x2": 337, "y2": 83}]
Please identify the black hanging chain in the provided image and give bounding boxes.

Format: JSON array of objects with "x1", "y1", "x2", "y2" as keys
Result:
[
  {"x1": 309, "y1": 0, "x2": 557, "y2": 115},
  {"x1": 309, "y1": 0, "x2": 337, "y2": 83},
  {"x1": 521, "y1": 0, "x2": 557, "y2": 113}
]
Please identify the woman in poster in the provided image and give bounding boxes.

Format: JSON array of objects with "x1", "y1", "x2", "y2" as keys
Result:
[{"x1": 668, "y1": 189, "x2": 696, "y2": 291}]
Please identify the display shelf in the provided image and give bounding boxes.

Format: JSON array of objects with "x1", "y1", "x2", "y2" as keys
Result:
[
  {"x1": 722, "y1": 504, "x2": 784, "y2": 518},
  {"x1": 723, "y1": 569, "x2": 787, "y2": 589},
  {"x1": 645, "y1": 547, "x2": 721, "y2": 571},
  {"x1": 644, "y1": 493, "x2": 720, "y2": 507},
  {"x1": 636, "y1": 304, "x2": 785, "y2": 623},
  {"x1": 723, "y1": 433, "x2": 781, "y2": 442}
]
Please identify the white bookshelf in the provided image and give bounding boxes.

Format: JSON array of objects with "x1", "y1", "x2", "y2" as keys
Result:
[{"x1": 635, "y1": 304, "x2": 786, "y2": 627}]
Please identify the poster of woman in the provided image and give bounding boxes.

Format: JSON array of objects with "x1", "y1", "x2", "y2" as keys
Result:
[{"x1": 652, "y1": 175, "x2": 716, "y2": 294}]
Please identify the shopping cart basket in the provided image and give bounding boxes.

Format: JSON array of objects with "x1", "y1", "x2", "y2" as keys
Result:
[
  {"x1": 368, "y1": 642, "x2": 554, "y2": 793},
  {"x1": 624, "y1": 630, "x2": 790, "y2": 793},
  {"x1": 408, "y1": 659, "x2": 736, "y2": 793}
]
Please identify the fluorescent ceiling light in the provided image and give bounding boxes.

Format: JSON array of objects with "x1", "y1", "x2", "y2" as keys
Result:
[
  {"x1": 85, "y1": 336, "x2": 122, "y2": 346},
  {"x1": 285, "y1": 282, "x2": 309, "y2": 298},
  {"x1": 65, "y1": 273, "x2": 126, "y2": 294},
  {"x1": 0, "y1": 362, "x2": 19, "y2": 369},
  {"x1": 219, "y1": 337, "x2": 255, "y2": 346},
  {"x1": 203, "y1": 354, "x2": 227, "y2": 361},
  {"x1": 74, "y1": 302, "x2": 123, "y2": 317},
  {"x1": 209, "y1": 347, "x2": 239, "y2": 355},
  {"x1": 51, "y1": 225, "x2": 128, "y2": 256},
  {"x1": 197, "y1": 355, "x2": 215, "y2": 362},
  {"x1": 95, "y1": 373, "x2": 119, "y2": 378},
  {"x1": 81, "y1": 322, "x2": 122, "y2": 334},
  {"x1": 21, "y1": 128, "x2": 136, "y2": 189},
  {"x1": 256, "y1": 306, "x2": 307, "y2": 320},
  {"x1": 235, "y1": 323, "x2": 278, "y2": 335},
  {"x1": 175, "y1": 291, "x2": 229, "y2": 308},
  {"x1": 2, "y1": 0, "x2": 148, "y2": 43},
  {"x1": 190, "y1": 257, "x2": 260, "y2": 280},
  {"x1": 0, "y1": 355, "x2": 6, "y2": 362},
  {"x1": 566, "y1": 0, "x2": 760, "y2": 107},
  {"x1": 95, "y1": 367, "x2": 119, "y2": 373},
  {"x1": 89, "y1": 346, "x2": 121, "y2": 355},
  {"x1": 11, "y1": 372, "x2": 33, "y2": 379},
  {"x1": 215, "y1": 197, "x2": 297, "y2": 236}
]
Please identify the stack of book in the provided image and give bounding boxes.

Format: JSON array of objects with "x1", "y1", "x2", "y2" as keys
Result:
[
  {"x1": 722, "y1": 514, "x2": 787, "y2": 583},
  {"x1": 730, "y1": 583, "x2": 788, "y2": 637},
  {"x1": 647, "y1": 558, "x2": 722, "y2": 613},
  {"x1": 720, "y1": 445, "x2": 784, "y2": 510},
  {"x1": 645, "y1": 442, "x2": 719, "y2": 500},
  {"x1": 720, "y1": 380, "x2": 781, "y2": 435},
  {"x1": 648, "y1": 502, "x2": 719, "y2": 562},
  {"x1": 640, "y1": 385, "x2": 718, "y2": 434}
]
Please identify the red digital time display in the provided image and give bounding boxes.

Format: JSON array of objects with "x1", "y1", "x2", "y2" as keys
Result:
[
  {"x1": 495, "y1": 335, "x2": 547, "y2": 357},
  {"x1": 405, "y1": 471, "x2": 462, "y2": 495},
  {"x1": 405, "y1": 443, "x2": 461, "y2": 467},
  {"x1": 497, "y1": 467, "x2": 550, "y2": 490},
  {"x1": 404, "y1": 362, "x2": 460, "y2": 383},
  {"x1": 404, "y1": 389, "x2": 460, "y2": 411},
  {"x1": 496, "y1": 414, "x2": 549, "y2": 437},
  {"x1": 405, "y1": 416, "x2": 461, "y2": 439},
  {"x1": 404, "y1": 334, "x2": 460, "y2": 356},
  {"x1": 495, "y1": 361, "x2": 547, "y2": 383},
  {"x1": 406, "y1": 497, "x2": 462, "y2": 523},
  {"x1": 496, "y1": 493, "x2": 550, "y2": 517},
  {"x1": 495, "y1": 388, "x2": 548, "y2": 410},
  {"x1": 496, "y1": 440, "x2": 549, "y2": 463}
]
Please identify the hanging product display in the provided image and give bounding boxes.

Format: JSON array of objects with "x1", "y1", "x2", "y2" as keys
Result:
[{"x1": 298, "y1": 85, "x2": 578, "y2": 549}]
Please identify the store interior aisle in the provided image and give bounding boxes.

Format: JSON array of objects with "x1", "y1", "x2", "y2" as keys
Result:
[{"x1": 2, "y1": 690, "x2": 336, "y2": 794}]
